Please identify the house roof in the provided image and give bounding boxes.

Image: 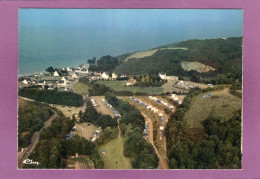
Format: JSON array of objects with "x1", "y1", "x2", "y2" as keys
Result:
[
  {"x1": 38, "y1": 80, "x2": 45, "y2": 83},
  {"x1": 58, "y1": 80, "x2": 65, "y2": 84},
  {"x1": 127, "y1": 78, "x2": 136, "y2": 84}
]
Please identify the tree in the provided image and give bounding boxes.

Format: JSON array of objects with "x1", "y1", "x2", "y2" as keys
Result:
[{"x1": 46, "y1": 66, "x2": 55, "y2": 73}]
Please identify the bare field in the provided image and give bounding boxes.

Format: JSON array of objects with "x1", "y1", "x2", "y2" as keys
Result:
[
  {"x1": 183, "y1": 89, "x2": 242, "y2": 129},
  {"x1": 73, "y1": 122, "x2": 101, "y2": 140}
]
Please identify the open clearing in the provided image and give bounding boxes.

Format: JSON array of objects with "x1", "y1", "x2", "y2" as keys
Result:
[
  {"x1": 66, "y1": 155, "x2": 95, "y2": 169},
  {"x1": 72, "y1": 81, "x2": 91, "y2": 97},
  {"x1": 96, "y1": 81, "x2": 163, "y2": 94},
  {"x1": 124, "y1": 49, "x2": 158, "y2": 62},
  {"x1": 184, "y1": 88, "x2": 242, "y2": 129},
  {"x1": 73, "y1": 122, "x2": 101, "y2": 141},
  {"x1": 55, "y1": 103, "x2": 86, "y2": 118},
  {"x1": 162, "y1": 79, "x2": 208, "y2": 93},
  {"x1": 99, "y1": 137, "x2": 132, "y2": 169}
]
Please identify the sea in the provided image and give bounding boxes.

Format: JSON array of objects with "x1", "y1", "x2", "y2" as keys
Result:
[{"x1": 18, "y1": 28, "x2": 181, "y2": 77}]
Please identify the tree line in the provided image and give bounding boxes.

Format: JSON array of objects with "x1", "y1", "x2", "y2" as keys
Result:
[
  {"x1": 18, "y1": 100, "x2": 53, "y2": 149},
  {"x1": 19, "y1": 88, "x2": 83, "y2": 107},
  {"x1": 105, "y1": 93, "x2": 159, "y2": 169},
  {"x1": 165, "y1": 88, "x2": 242, "y2": 169}
]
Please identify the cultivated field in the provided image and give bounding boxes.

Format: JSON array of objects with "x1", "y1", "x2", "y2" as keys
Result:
[
  {"x1": 183, "y1": 88, "x2": 242, "y2": 129},
  {"x1": 99, "y1": 137, "x2": 132, "y2": 169},
  {"x1": 96, "y1": 81, "x2": 164, "y2": 94},
  {"x1": 73, "y1": 122, "x2": 101, "y2": 141},
  {"x1": 66, "y1": 155, "x2": 95, "y2": 169},
  {"x1": 72, "y1": 81, "x2": 91, "y2": 97}
]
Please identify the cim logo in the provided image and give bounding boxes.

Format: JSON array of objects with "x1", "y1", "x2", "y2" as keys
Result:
[{"x1": 23, "y1": 159, "x2": 39, "y2": 165}]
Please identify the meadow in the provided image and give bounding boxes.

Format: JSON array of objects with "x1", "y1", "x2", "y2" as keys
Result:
[
  {"x1": 99, "y1": 137, "x2": 132, "y2": 169},
  {"x1": 183, "y1": 88, "x2": 242, "y2": 129},
  {"x1": 95, "y1": 81, "x2": 163, "y2": 94}
]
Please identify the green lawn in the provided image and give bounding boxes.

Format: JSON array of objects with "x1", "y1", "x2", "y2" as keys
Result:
[
  {"x1": 72, "y1": 81, "x2": 91, "y2": 96},
  {"x1": 95, "y1": 81, "x2": 163, "y2": 94},
  {"x1": 183, "y1": 89, "x2": 242, "y2": 129},
  {"x1": 99, "y1": 137, "x2": 132, "y2": 169}
]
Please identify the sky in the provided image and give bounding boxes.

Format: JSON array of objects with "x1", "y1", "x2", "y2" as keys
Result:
[{"x1": 18, "y1": 9, "x2": 243, "y2": 75}]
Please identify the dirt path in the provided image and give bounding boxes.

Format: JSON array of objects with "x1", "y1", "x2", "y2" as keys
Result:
[
  {"x1": 141, "y1": 112, "x2": 168, "y2": 169},
  {"x1": 18, "y1": 108, "x2": 57, "y2": 169},
  {"x1": 91, "y1": 96, "x2": 114, "y2": 117}
]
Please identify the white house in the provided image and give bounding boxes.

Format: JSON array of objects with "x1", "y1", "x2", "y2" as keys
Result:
[
  {"x1": 101, "y1": 72, "x2": 109, "y2": 79},
  {"x1": 22, "y1": 79, "x2": 29, "y2": 85},
  {"x1": 72, "y1": 72, "x2": 79, "y2": 79},
  {"x1": 37, "y1": 80, "x2": 46, "y2": 86},
  {"x1": 66, "y1": 67, "x2": 72, "y2": 72},
  {"x1": 126, "y1": 78, "x2": 136, "y2": 86},
  {"x1": 80, "y1": 68, "x2": 88, "y2": 74},
  {"x1": 54, "y1": 71, "x2": 60, "y2": 77},
  {"x1": 112, "y1": 73, "x2": 118, "y2": 80},
  {"x1": 159, "y1": 73, "x2": 166, "y2": 80},
  {"x1": 58, "y1": 80, "x2": 66, "y2": 86}
]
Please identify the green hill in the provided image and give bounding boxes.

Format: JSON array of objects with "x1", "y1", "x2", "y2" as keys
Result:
[{"x1": 114, "y1": 37, "x2": 242, "y2": 76}]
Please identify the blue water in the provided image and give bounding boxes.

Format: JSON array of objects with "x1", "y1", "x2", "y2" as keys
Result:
[{"x1": 18, "y1": 9, "x2": 243, "y2": 76}]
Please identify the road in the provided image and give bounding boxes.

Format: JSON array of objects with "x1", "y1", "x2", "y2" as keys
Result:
[
  {"x1": 18, "y1": 109, "x2": 57, "y2": 169},
  {"x1": 141, "y1": 112, "x2": 169, "y2": 169}
]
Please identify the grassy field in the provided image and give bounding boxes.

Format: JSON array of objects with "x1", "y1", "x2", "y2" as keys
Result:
[
  {"x1": 66, "y1": 155, "x2": 95, "y2": 169},
  {"x1": 162, "y1": 79, "x2": 208, "y2": 93},
  {"x1": 95, "y1": 81, "x2": 164, "y2": 94},
  {"x1": 73, "y1": 122, "x2": 101, "y2": 141},
  {"x1": 72, "y1": 81, "x2": 91, "y2": 97},
  {"x1": 99, "y1": 137, "x2": 132, "y2": 169},
  {"x1": 183, "y1": 88, "x2": 242, "y2": 129}
]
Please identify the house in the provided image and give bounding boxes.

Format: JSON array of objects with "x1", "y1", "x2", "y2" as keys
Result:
[
  {"x1": 75, "y1": 68, "x2": 81, "y2": 72},
  {"x1": 159, "y1": 73, "x2": 166, "y2": 80},
  {"x1": 112, "y1": 73, "x2": 118, "y2": 80},
  {"x1": 94, "y1": 72, "x2": 101, "y2": 76},
  {"x1": 61, "y1": 76, "x2": 68, "y2": 83},
  {"x1": 22, "y1": 79, "x2": 30, "y2": 85},
  {"x1": 54, "y1": 71, "x2": 60, "y2": 77},
  {"x1": 80, "y1": 68, "x2": 88, "y2": 74},
  {"x1": 159, "y1": 73, "x2": 178, "y2": 80},
  {"x1": 58, "y1": 80, "x2": 66, "y2": 86},
  {"x1": 66, "y1": 67, "x2": 72, "y2": 72},
  {"x1": 126, "y1": 78, "x2": 136, "y2": 86},
  {"x1": 165, "y1": 75, "x2": 178, "y2": 80},
  {"x1": 72, "y1": 72, "x2": 79, "y2": 79},
  {"x1": 37, "y1": 80, "x2": 46, "y2": 86},
  {"x1": 101, "y1": 72, "x2": 109, "y2": 79}
]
